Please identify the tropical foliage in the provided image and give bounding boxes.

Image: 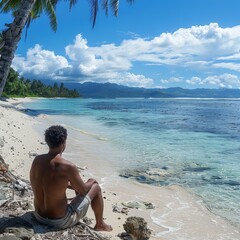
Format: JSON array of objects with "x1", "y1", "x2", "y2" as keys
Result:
[
  {"x1": 2, "y1": 68, "x2": 80, "y2": 98},
  {"x1": 0, "y1": 0, "x2": 135, "y2": 97}
]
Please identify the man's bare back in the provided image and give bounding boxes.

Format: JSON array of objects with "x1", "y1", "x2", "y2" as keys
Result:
[
  {"x1": 30, "y1": 153, "x2": 75, "y2": 218},
  {"x1": 30, "y1": 125, "x2": 112, "y2": 231}
]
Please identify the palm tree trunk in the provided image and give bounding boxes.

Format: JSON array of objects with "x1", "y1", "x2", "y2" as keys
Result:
[{"x1": 0, "y1": 0, "x2": 36, "y2": 97}]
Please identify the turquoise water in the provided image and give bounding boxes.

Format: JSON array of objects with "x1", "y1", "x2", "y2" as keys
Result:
[{"x1": 22, "y1": 98, "x2": 240, "y2": 227}]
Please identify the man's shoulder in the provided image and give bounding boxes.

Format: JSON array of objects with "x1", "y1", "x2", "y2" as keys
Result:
[
  {"x1": 56, "y1": 156, "x2": 76, "y2": 170},
  {"x1": 32, "y1": 154, "x2": 46, "y2": 163}
]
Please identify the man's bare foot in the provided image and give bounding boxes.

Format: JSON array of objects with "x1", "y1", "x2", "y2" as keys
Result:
[{"x1": 94, "y1": 222, "x2": 113, "y2": 232}]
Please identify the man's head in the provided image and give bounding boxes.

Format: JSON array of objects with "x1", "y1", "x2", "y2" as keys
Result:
[{"x1": 45, "y1": 125, "x2": 67, "y2": 149}]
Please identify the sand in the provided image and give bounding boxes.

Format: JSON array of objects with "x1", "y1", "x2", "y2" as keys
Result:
[{"x1": 0, "y1": 98, "x2": 239, "y2": 240}]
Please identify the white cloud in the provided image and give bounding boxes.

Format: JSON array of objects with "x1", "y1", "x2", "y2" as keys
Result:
[
  {"x1": 186, "y1": 77, "x2": 203, "y2": 85},
  {"x1": 108, "y1": 72, "x2": 153, "y2": 87},
  {"x1": 213, "y1": 62, "x2": 240, "y2": 72},
  {"x1": 186, "y1": 74, "x2": 240, "y2": 88},
  {"x1": 13, "y1": 44, "x2": 69, "y2": 79},
  {"x1": 161, "y1": 77, "x2": 183, "y2": 84},
  {"x1": 12, "y1": 23, "x2": 240, "y2": 87}
]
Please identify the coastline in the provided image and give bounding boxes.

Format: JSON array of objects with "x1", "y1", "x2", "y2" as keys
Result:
[{"x1": 0, "y1": 98, "x2": 239, "y2": 240}]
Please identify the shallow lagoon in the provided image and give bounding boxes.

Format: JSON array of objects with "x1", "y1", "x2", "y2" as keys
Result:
[{"x1": 23, "y1": 98, "x2": 240, "y2": 227}]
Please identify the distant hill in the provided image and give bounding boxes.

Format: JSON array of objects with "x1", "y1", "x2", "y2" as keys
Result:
[
  {"x1": 65, "y1": 82, "x2": 240, "y2": 98},
  {"x1": 65, "y1": 82, "x2": 171, "y2": 98},
  {"x1": 161, "y1": 87, "x2": 240, "y2": 98}
]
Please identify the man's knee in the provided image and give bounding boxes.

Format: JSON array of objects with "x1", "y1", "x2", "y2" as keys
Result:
[
  {"x1": 92, "y1": 182, "x2": 101, "y2": 193},
  {"x1": 88, "y1": 182, "x2": 101, "y2": 200}
]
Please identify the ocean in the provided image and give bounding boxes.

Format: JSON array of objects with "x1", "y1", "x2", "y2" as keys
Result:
[{"x1": 22, "y1": 98, "x2": 240, "y2": 228}]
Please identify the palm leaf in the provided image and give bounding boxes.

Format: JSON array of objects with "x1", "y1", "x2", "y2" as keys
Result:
[
  {"x1": 102, "y1": 0, "x2": 108, "y2": 16},
  {"x1": 0, "y1": 0, "x2": 20, "y2": 13},
  {"x1": 69, "y1": 0, "x2": 77, "y2": 10},
  {"x1": 110, "y1": 0, "x2": 119, "y2": 16},
  {"x1": 126, "y1": 0, "x2": 135, "y2": 4},
  {"x1": 90, "y1": 0, "x2": 98, "y2": 28},
  {"x1": 24, "y1": 0, "x2": 57, "y2": 39},
  {"x1": 44, "y1": 0, "x2": 57, "y2": 32}
]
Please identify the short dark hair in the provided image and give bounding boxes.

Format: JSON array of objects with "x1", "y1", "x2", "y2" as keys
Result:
[{"x1": 44, "y1": 125, "x2": 67, "y2": 148}]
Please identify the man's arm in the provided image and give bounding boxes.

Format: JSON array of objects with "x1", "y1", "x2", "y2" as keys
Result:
[
  {"x1": 67, "y1": 164, "x2": 97, "y2": 195},
  {"x1": 85, "y1": 178, "x2": 98, "y2": 189}
]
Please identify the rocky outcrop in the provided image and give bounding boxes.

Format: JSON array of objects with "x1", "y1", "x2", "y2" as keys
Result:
[{"x1": 123, "y1": 217, "x2": 151, "y2": 240}]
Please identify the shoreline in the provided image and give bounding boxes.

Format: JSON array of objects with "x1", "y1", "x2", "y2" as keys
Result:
[{"x1": 0, "y1": 98, "x2": 239, "y2": 239}]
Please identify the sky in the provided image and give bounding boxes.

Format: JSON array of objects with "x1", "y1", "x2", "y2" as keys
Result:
[{"x1": 1, "y1": 0, "x2": 240, "y2": 89}]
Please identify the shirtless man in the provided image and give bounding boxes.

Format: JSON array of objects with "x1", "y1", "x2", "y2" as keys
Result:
[{"x1": 30, "y1": 125, "x2": 112, "y2": 231}]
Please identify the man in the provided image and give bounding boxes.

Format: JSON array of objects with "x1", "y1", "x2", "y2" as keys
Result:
[{"x1": 30, "y1": 125, "x2": 112, "y2": 231}]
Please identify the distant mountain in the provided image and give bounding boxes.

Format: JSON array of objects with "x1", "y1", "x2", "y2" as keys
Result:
[
  {"x1": 65, "y1": 82, "x2": 240, "y2": 98},
  {"x1": 161, "y1": 87, "x2": 240, "y2": 98},
  {"x1": 65, "y1": 82, "x2": 170, "y2": 98}
]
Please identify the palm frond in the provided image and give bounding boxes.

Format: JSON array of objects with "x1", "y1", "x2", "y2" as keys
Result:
[
  {"x1": 126, "y1": 0, "x2": 135, "y2": 4},
  {"x1": 31, "y1": 0, "x2": 43, "y2": 18},
  {"x1": 90, "y1": 0, "x2": 98, "y2": 29},
  {"x1": 0, "y1": 0, "x2": 20, "y2": 13},
  {"x1": 101, "y1": 0, "x2": 108, "y2": 16},
  {"x1": 24, "y1": 0, "x2": 57, "y2": 39},
  {"x1": 24, "y1": 16, "x2": 32, "y2": 39},
  {"x1": 110, "y1": 0, "x2": 119, "y2": 16},
  {"x1": 69, "y1": 0, "x2": 77, "y2": 10},
  {"x1": 0, "y1": 0, "x2": 11, "y2": 9},
  {"x1": 44, "y1": 0, "x2": 57, "y2": 32}
]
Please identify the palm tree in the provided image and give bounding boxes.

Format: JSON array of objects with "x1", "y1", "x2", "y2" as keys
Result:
[
  {"x1": 0, "y1": 0, "x2": 135, "y2": 97},
  {"x1": 0, "y1": 0, "x2": 58, "y2": 97},
  {"x1": 0, "y1": 31, "x2": 3, "y2": 49}
]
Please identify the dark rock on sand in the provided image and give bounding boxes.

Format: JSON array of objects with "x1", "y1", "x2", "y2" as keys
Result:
[
  {"x1": 123, "y1": 217, "x2": 151, "y2": 240},
  {"x1": 122, "y1": 201, "x2": 154, "y2": 210}
]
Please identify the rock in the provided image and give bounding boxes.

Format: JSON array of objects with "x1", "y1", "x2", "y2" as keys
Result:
[
  {"x1": 113, "y1": 204, "x2": 129, "y2": 215},
  {"x1": 123, "y1": 217, "x2": 151, "y2": 240},
  {"x1": 4, "y1": 227, "x2": 34, "y2": 240},
  {"x1": 82, "y1": 216, "x2": 92, "y2": 225},
  {"x1": 122, "y1": 201, "x2": 154, "y2": 210},
  {"x1": 121, "y1": 208, "x2": 129, "y2": 215},
  {"x1": 118, "y1": 232, "x2": 131, "y2": 240},
  {"x1": 0, "y1": 236, "x2": 22, "y2": 240},
  {"x1": 112, "y1": 204, "x2": 121, "y2": 213},
  {"x1": 14, "y1": 180, "x2": 30, "y2": 194},
  {"x1": 119, "y1": 167, "x2": 174, "y2": 185}
]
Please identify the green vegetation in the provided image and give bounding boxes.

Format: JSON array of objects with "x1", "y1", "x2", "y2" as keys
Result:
[
  {"x1": 0, "y1": 0, "x2": 135, "y2": 97},
  {"x1": 2, "y1": 68, "x2": 80, "y2": 98}
]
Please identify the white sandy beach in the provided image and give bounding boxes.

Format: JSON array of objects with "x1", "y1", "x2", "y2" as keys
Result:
[{"x1": 0, "y1": 98, "x2": 239, "y2": 240}]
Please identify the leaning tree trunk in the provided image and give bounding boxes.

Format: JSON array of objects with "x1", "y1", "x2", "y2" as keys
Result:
[{"x1": 0, "y1": 0, "x2": 36, "y2": 97}]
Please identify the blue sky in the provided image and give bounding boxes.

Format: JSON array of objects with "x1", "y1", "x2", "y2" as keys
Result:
[{"x1": 2, "y1": 0, "x2": 240, "y2": 89}]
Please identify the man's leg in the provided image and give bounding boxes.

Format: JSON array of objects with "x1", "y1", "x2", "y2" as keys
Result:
[{"x1": 87, "y1": 183, "x2": 112, "y2": 231}]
